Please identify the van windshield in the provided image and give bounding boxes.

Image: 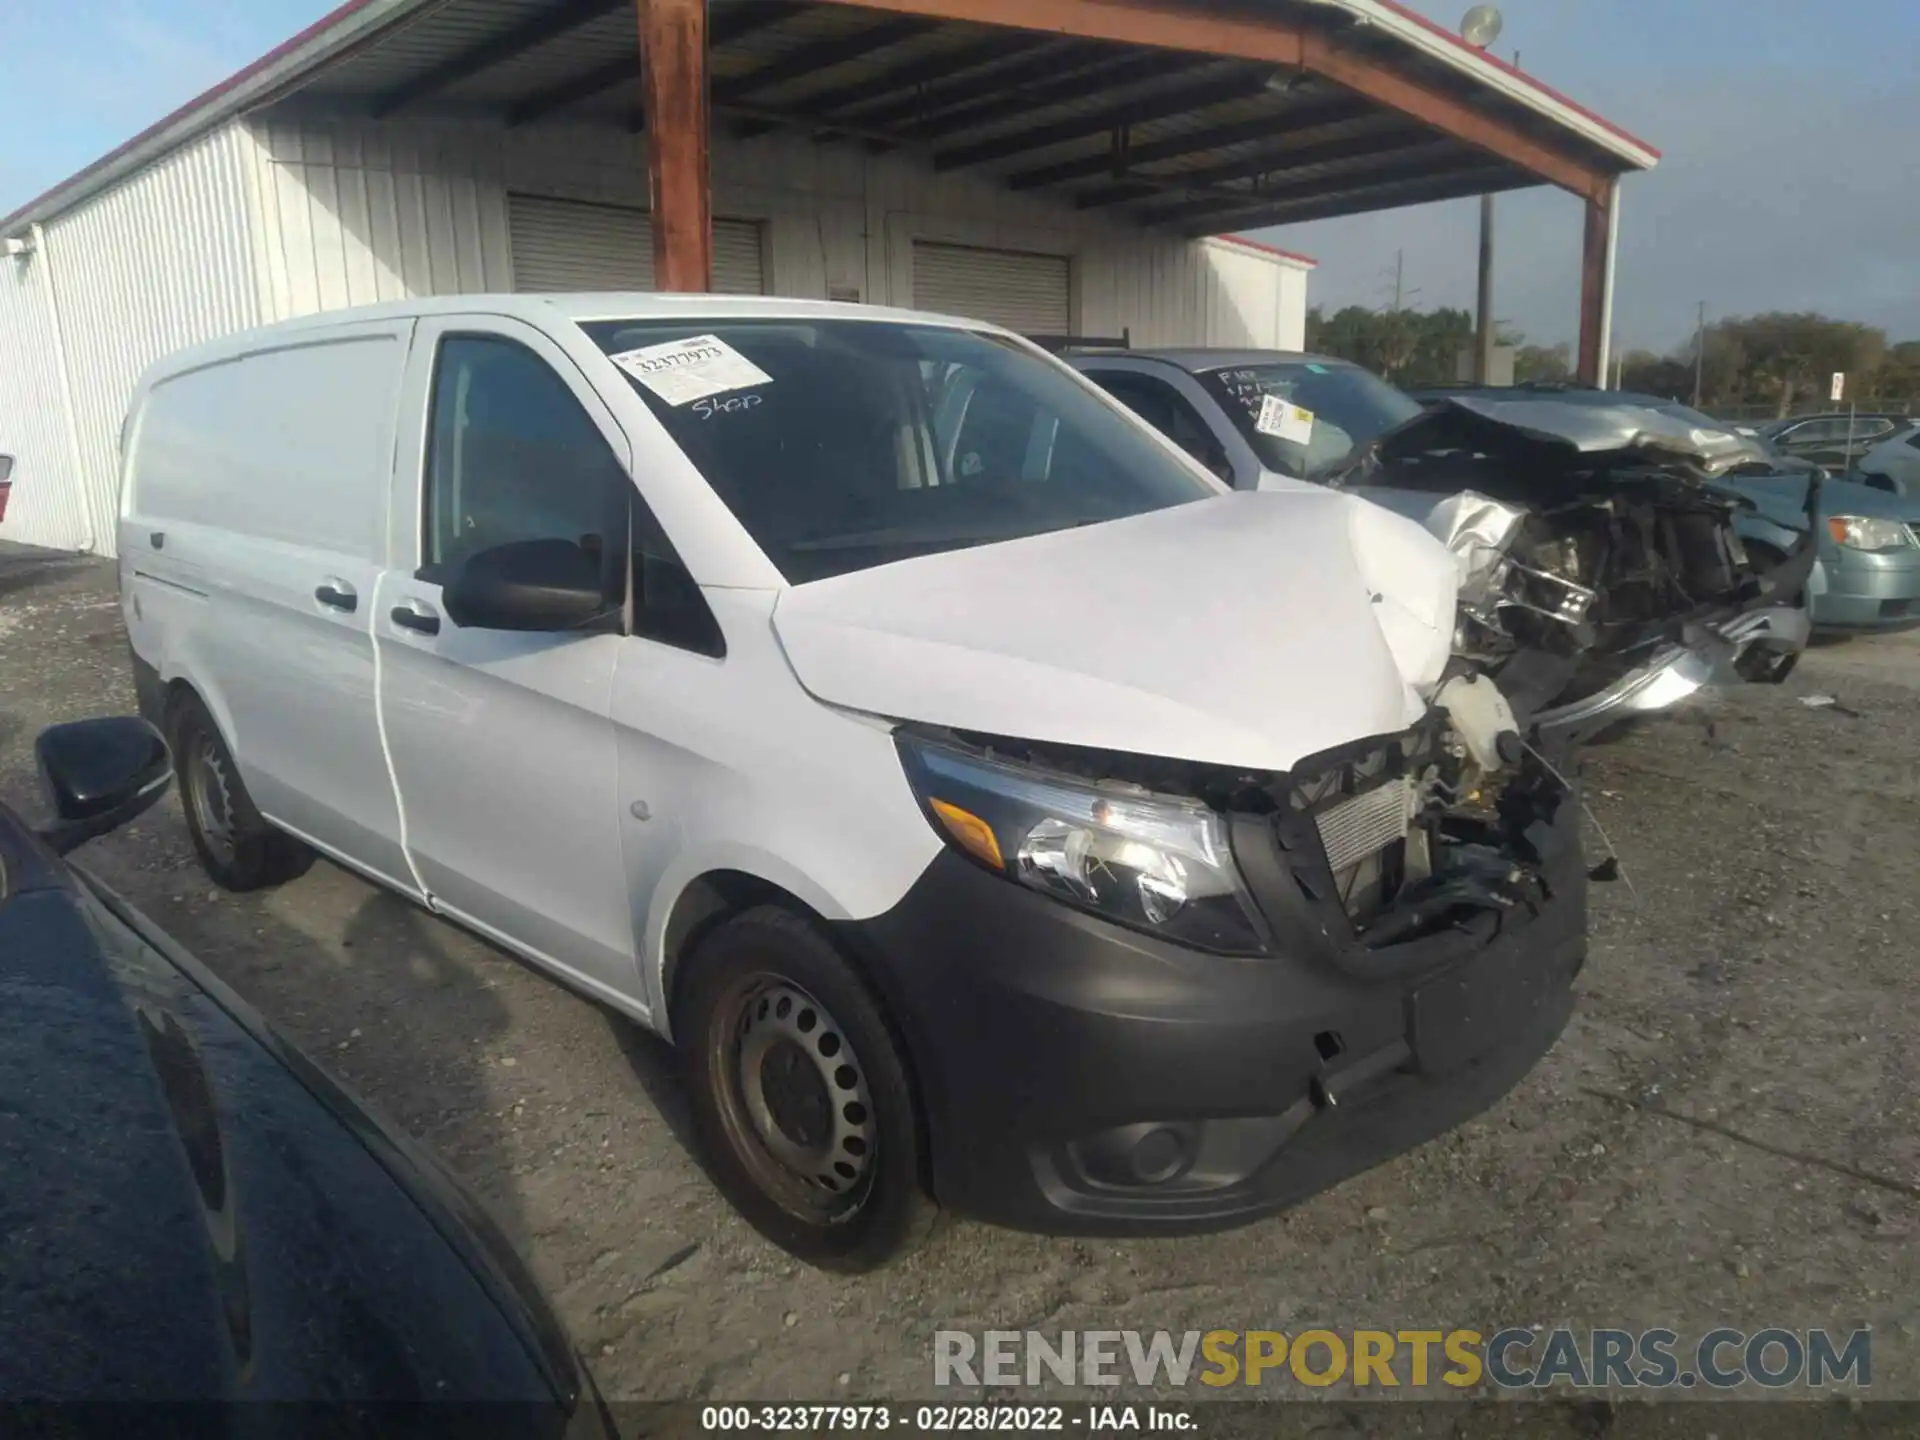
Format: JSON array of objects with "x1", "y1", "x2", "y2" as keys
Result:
[
  {"x1": 1196, "y1": 362, "x2": 1424, "y2": 480},
  {"x1": 581, "y1": 318, "x2": 1221, "y2": 584}
]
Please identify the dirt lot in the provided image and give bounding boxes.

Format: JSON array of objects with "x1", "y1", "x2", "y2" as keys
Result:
[{"x1": 4, "y1": 540, "x2": 1918, "y2": 1411}]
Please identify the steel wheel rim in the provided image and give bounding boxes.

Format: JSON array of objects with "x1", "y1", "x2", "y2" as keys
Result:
[
  {"x1": 710, "y1": 975, "x2": 877, "y2": 1223},
  {"x1": 187, "y1": 734, "x2": 237, "y2": 865}
]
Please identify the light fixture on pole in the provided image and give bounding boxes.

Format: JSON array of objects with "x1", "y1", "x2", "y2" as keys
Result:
[
  {"x1": 1460, "y1": 4, "x2": 1503, "y2": 47},
  {"x1": 1461, "y1": 6, "x2": 1503, "y2": 383}
]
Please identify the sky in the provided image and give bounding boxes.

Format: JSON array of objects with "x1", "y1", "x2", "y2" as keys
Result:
[{"x1": 2, "y1": 0, "x2": 1914, "y2": 354}]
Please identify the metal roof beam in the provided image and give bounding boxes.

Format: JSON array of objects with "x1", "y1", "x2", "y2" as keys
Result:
[
  {"x1": 507, "y1": 56, "x2": 634, "y2": 125},
  {"x1": 852, "y1": 44, "x2": 1153, "y2": 133},
  {"x1": 507, "y1": 0, "x2": 805, "y2": 127},
  {"x1": 1072, "y1": 126, "x2": 1437, "y2": 209},
  {"x1": 1296, "y1": 30, "x2": 1608, "y2": 203},
  {"x1": 728, "y1": 29, "x2": 1045, "y2": 139},
  {"x1": 1139, "y1": 148, "x2": 1475, "y2": 226},
  {"x1": 717, "y1": 15, "x2": 936, "y2": 103},
  {"x1": 818, "y1": 0, "x2": 1611, "y2": 199},
  {"x1": 1004, "y1": 95, "x2": 1373, "y2": 191},
  {"x1": 1172, "y1": 162, "x2": 1527, "y2": 235},
  {"x1": 369, "y1": 0, "x2": 624, "y2": 117},
  {"x1": 792, "y1": 30, "x2": 1047, "y2": 116},
  {"x1": 932, "y1": 65, "x2": 1273, "y2": 170}
]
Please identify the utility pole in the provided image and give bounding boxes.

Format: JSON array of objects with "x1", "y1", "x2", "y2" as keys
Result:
[
  {"x1": 1692, "y1": 301, "x2": 1706, "y2": 407},
  {"x1": 1393, "y1": 249, "x2": 1405, "y2": 311},
  {"x1": 1469, "y1": 42, "x2": 1518, "y2": 385},
  {"x1": 1474, "y1": 194, "x2": 1496, "y2": 383}
]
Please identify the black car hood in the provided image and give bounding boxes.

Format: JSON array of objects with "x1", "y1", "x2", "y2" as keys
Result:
[{"x1": 0, "y1": 810, "x2": 580, "y2": 1409}]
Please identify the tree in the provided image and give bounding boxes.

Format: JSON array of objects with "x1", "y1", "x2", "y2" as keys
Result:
[
  {"x1": 1513, "y1": 343, "x2": 1571, "y2": 384},
  {"x1": 1304, "y1": 304, "x2": 1472, "y2": 387},
  {"x1": 1619, "y1": 349, "x2": 1690, "y2": 399},
  {"x1": 1709, "y1": 313, "x2": 1885, "y2": 415},
  {"x1": 1675, "y1": 327, "x2": 1746, "y2": 405},
  {"x1": 1874, "y1": 340, "x2": 1920, "y2": 406}
]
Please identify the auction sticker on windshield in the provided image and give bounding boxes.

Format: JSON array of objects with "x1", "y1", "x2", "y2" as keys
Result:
[
  {"x1": 609, "y1": 333, "x2": 773, "y2": 405},
  {"x1": 1257, "y1": 394, "x2": 1315, "y2": 445}
]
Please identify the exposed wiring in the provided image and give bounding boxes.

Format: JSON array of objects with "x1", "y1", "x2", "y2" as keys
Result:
[{"x1": 1521, "y1": 735, "x2": 1638, "y2": 901}]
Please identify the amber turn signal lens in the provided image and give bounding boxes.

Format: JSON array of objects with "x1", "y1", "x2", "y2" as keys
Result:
[{"x1": 928, "y1": 798, "x2": 1004, "y2": 871}]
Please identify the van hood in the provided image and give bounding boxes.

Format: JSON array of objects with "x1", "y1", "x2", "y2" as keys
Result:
[{"x1": 770, "y1": 490, "x2": 1458, "y2": 772}]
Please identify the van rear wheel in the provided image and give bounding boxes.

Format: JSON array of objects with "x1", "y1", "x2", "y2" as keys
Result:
[
  {"x1": 168, "y1": 692, "x2": 314, "y2": 891},
  {"x1": 675, "y1": 906, "x2": 937, "y2": 1271}
]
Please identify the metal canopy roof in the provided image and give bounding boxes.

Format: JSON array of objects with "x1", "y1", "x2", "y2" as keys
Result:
[{"x1": 1, "y1": 0, "x2": 1657, "y2": 241}]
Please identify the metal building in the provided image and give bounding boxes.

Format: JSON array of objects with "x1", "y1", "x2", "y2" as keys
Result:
[{"x1": 0, "y1": 0, "x2": 1655, "y2": 558}]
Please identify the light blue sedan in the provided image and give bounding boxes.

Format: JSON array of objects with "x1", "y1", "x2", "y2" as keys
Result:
[{"x1": 1723, "y1": 471, "x2": 1920, "y2": 633}]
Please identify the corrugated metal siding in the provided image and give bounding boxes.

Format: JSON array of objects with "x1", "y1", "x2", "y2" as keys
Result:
[
  {"x1": 910, "y1": 242, "x2": 1069, "y2": 332},
  {"x1": 2, "y1": 123, "x2": 264, "y2": 557},
  {"x1": 0, "y1": 247, "x2": 88, "y2": 551},
  {"x1": 247, "y1": 117, "x2": 514, "y2": 317},
  {"x1": 506, "y1": 194, "x2": 766, "y2": 293},
  {"x1": 245, "y1": 113, "x2": 1305, "y2": 350}
]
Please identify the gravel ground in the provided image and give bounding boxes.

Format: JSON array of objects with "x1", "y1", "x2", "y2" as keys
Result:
[{"x1": 4, "y1": 541, "x2": 1918, "y2": 1418}]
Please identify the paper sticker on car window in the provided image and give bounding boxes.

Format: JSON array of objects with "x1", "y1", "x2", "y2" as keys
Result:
[
  {"x1": 607, "y1": 334, "x2": 773, "y2": 406},
  {"x1": 1257, "y1": 394, "x2": 1315, "y2": 445}
]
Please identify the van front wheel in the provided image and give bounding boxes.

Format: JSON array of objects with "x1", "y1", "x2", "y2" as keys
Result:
[
  {"x1": 168, "y1": 692, "x2": 314, "y2": 891},
  {"x1": 675, "y1": 907, "x2": 937, "y2": 1271}
]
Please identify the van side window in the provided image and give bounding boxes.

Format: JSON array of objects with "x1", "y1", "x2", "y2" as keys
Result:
[
  {"x1": 424, "y1": 334, "x2": 724, "y2": 657},
  {"x1": 630, "y1": 499, "x2": 726, "y2": 659},
  {"x1": 423, "y1": 336, "x2": 627, "y2": 579}
]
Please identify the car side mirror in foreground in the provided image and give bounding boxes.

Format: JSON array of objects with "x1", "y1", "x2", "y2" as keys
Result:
[
  {"x1": 36, "y1": 717, "x2": 172, "y2": 855},
  {"x1": 442, "y1": 538, "x2": 611, "y2": 633}
]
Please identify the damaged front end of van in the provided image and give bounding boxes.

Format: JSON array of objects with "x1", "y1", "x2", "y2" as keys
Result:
[
  {"x1": 1336, "y1": 396, "x2": 1820, "y2": 742},
  {"x1": 776, "y1": 487, "x2": 1587, "y2": 1235}
]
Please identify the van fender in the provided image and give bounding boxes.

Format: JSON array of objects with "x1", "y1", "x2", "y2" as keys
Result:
[
  {"x1": 640, "y1": 833, "x2": 939, "y2": 1043},
  {"x1": 153, "y1": 644, "x2": 243, "y2": 770}
]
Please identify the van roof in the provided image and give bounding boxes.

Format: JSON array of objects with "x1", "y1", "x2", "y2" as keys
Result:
[{"x1": 135, "y1": 292, "x2": 1014, "y2": 382}]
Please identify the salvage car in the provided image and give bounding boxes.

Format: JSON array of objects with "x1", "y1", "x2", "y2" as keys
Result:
[
  {"x1": 1760, "y1": 412, "x2": 1910, "y2": 470},
  {"x1": 121, "y1": 296, "x2": 1586, "y2": 1270},
  {"x1": 1073, "y1": 351, "x2": 1816, "y2": 741},
  {"x1": 1420, "y1": 384, "x2": 1829, "y2": 481},
  {"x1": 1857, "y1": 420, "x2": 1920, "y2": 496},
  {"x1": 1414, "y1": 384, "x2": 1920, "y2": 636},
  {"x1": 3, "y1": 715, "x2": 608, "y2": 1423},
  {"x1": 1724, "y1": 470, "x2": 1920, "y2": 632}
]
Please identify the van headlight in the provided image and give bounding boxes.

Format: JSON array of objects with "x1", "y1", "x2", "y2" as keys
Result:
[{"x1": 897, "y1": 734, "x2": 1268, "y2": 954}]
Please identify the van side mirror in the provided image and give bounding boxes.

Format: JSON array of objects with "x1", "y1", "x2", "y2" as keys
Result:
[
  {"x1": 36, "y1": 717, "x2": 172, "y2": 855},
  {"x1": 442, "y1": 538, "x2": 611, "y2": 632}
]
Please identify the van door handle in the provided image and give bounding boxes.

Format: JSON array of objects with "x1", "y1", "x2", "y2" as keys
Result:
[
  {"x1": 149, "y1": 531, "x2": 165, "y2": 550},
  {"x1": 390, "y1": 601, "x2": 441, "y2": 636},
  {"x1": 314, "y1": 579, "x2": 357, "y2": 612}
]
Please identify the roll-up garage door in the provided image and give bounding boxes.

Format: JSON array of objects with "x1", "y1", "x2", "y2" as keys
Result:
[
  {"x1": 507, "y1": 194, "x2": 766, "y2": 294},
  {"x1": 911, "y1": 241, "x2": 1070, "y2": 334}
]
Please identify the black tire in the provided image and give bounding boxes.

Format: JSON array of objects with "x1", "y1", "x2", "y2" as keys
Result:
[
  {"x1": 167, "y1": 690, "x2": 315, "y2": 891},
  {"x1": 674, "y1": 906, "x2": 937, "y2": 1271}
]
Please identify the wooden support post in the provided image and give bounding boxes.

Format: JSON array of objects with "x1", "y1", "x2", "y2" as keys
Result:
[
  {"x1": 638, "y1": 0, "x2": 712, "y2": 291},
  {"x1": 1577, "y1": 180, "x2": 1618, "y2": 384}
]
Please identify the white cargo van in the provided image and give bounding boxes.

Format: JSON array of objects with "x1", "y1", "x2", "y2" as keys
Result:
[{"x1": 120, "y1": 295, "x2": 1588, "y2": 1269}]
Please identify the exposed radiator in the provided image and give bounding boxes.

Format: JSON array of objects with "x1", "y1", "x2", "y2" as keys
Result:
[{"x1": 1313, "y1": 778, "x2": 1413, "y2": 873}]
